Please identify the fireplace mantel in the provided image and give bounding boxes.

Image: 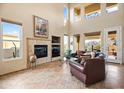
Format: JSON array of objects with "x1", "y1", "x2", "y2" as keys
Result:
[{"x1": 27, "y1": 37, "x2": 51, "y2": 41}]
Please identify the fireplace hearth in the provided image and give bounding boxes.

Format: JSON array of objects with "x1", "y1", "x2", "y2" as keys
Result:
[{"x1": 34, "y1": 45, "x2": 48, "y2": 58}]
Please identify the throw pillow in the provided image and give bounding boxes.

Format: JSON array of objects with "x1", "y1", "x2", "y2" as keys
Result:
[{"x1": 91, "y1": 52, "x2": 95, "y2": 59}]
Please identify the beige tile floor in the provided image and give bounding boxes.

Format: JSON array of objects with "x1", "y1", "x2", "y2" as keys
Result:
[{"x1": 0, "y1": 61, "x2": 124, "y2": 89}]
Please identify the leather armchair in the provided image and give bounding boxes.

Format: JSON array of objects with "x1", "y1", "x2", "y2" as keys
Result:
[{"x1": 69, "y1": 58, "x2": 105, "y2": 86}]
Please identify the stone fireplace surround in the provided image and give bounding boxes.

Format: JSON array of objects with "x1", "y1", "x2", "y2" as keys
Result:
[{"x1": 27, "y1": 37, "x2": 62, "y2": 67}]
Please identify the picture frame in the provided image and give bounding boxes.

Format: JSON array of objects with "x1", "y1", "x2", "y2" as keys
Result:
[{"x1": 33, "y1": 15, "x2": 49, "y2": 38}]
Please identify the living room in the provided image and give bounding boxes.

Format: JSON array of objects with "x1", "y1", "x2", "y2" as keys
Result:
[
  {"x1": 65, "y1": 3, "x2": 124, "y2": 63},
  {"x1": 0, "y1": 2, "x2": 124, "y2": 90}
]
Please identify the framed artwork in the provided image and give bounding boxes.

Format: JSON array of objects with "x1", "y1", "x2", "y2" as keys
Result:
[{"x1": 33, "y1": 15, "x2": 48, "y2": 38}]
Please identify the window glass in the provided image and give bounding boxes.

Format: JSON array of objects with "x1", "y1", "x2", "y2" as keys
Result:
[
  {"x1": 1, "y1": 20, "x2": 22, "y2": 60},
  {"x1": 85, "y1": 39, "x2": 101, "y2": 52},
  {"x1": 106, "y1": 3, "x2": 118, "y2": 13},
  {"x1": 64, "y1": 7, "x2": 68, "y2": 25},
  {"x1": 84, "y1": 32, "x2": 101, "y2": 52},
  {"x1": 84, "y1": 3, "x2": 101, "y2": 19},
  {"x1": 73, "y1": 7, "x2": 81, "y2": 22},
  {"x1": 70, "y1": 8, "x2": 74, "y2": 22},
  {"x1": 70, "y1": 36, "x2": 74, "y2": 52},
  {"x1": 70, "y1": 7, "x2": 81, "y2": 22}
]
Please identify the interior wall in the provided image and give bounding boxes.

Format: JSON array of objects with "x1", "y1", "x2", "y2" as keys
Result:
[
  {"x1": 69, "y1": 3, "x2": 124, "y2": 63},
  {"x1": 0, "y1": 3, "x2": 67, "y2": 75},
  {"x1": 70, "y1": 4, "x2": 124, "y2": 34}
]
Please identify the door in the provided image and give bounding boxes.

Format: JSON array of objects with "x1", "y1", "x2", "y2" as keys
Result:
[{"x1": 104, "y1": 26, "x2": 122, "y2": 64}]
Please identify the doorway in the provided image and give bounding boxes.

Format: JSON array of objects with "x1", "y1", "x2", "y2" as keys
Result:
[{"x1": 104, "y1": 26, "x2": 122, "y2": 64}]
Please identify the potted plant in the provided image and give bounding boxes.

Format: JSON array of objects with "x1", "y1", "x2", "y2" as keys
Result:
[{"x1": 64, "y1": 49, "x2": 72, "y2": 59}]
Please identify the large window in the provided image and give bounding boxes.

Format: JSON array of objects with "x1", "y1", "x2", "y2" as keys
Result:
[
  {"x1": 73, "y1": 7, "x2": 81, "y2": 22},
  {"x1": 64, "y1": 7, "x2": 68, "y2": 26},
  {"x1": 1, "y1": 19, "x2": 22, "y2": 60},
  {"x1": 70, "y1": 36, "x2": 74, "y2": 52},
  {"x1": 106, "y1": 3, "x2": 118, "y2": 13},
  {"x1": 64, "y1": 35, "x2": 69, "y2": 52},
  {"x1": 84, "y1": 3, "x2": 101, "y2": 19},
  {"x1": 84, "y1": 32, "x2": 101, "y2": 52},
  {"x1": 70, "y1": 7, "x2": 81, "y2": 22},
  {"x1": 85, "y1": 39, "x2": 101, "y2": 52},
  {"x1": 64, "y1": 35, "x2": 69, "y2": 59}
]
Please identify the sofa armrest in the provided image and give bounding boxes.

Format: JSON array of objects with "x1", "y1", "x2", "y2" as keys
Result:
[
  {"x1": 69, "y1": 62, "x2": 84, "y2": 73},
  {"x1": 83, "y1": 58, "x2": 105, "y2": 76},
  {"x1": 82, "y1": 58, "x2": 105, "y2": 85}
]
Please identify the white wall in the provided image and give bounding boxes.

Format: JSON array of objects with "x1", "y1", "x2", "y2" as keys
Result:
[{"x1": 0, "y1": 3, "x2": 67, "y2": 75}]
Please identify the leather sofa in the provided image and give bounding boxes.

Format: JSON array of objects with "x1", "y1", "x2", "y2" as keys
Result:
[{"x1": 69, "y1": 58, "x2": 105, "y2": 86}]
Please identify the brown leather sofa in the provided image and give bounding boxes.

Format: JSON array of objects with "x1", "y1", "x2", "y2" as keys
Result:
[{"x1": 69, "y1": 58, "x2": 105, "y2": 86}]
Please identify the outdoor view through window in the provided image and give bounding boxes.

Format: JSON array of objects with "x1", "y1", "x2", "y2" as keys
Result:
[{"x1": 2, "y1": 20, "x2": 22, "y2": 60}]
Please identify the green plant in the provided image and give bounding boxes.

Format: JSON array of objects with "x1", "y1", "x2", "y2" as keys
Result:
[{"x1": 64, "y1": 49, "x2": 72, "y2": 59}]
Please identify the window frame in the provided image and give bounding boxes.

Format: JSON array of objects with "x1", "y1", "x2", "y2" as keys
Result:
[
  {"x1": 0, "y1": 18, "x2": 23, "y2": 62},
  {"x1": 73, "y1": 7, "x2": 82, "y2": 22},
  {"x1": 84, "y1": 3, "x2": 101, "y2": 19},
  {"x1": 106, "y1": 3, "x2": 119, "y2": 14},
  {"x1": 84, "y1": 39, "x2": 101, "y2": 52},
  {"x1": 85, "y1": 10, "x2": 101, "y2": 19}
]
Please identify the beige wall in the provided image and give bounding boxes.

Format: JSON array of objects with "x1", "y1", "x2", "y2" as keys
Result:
[
  {"x1": 69, "y1": 3, "x2": 124, "y2": 63},
  {"x1": 70, "y1": 4, "x2": 124, "y2": 35},
  {"x1": 1, "y1": 3, "x2": 124, "y2": 75},
  {"x1": 0, "y1": 3, "x2": 68, "y2": 75}
]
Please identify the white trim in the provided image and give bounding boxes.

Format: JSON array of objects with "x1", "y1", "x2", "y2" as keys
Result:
[{"x1": 19, "y1": 25, "x2": 23, "y2": 60}]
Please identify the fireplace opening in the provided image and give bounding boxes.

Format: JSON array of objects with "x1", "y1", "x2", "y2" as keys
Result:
[
  {"x1": 52, "y1": 45, "x2": 60, "y2": 57},
  {"x1": 34, "y1": 45, "x2": 48, "y2": 58}
]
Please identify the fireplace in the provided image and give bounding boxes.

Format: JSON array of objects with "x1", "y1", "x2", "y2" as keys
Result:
[
  {"x1": 52, "y1": 45, "x2": 60, "y2": 57},
  {"x1": 34, "y1": 45, "x2": 48, "y2": 58}
]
